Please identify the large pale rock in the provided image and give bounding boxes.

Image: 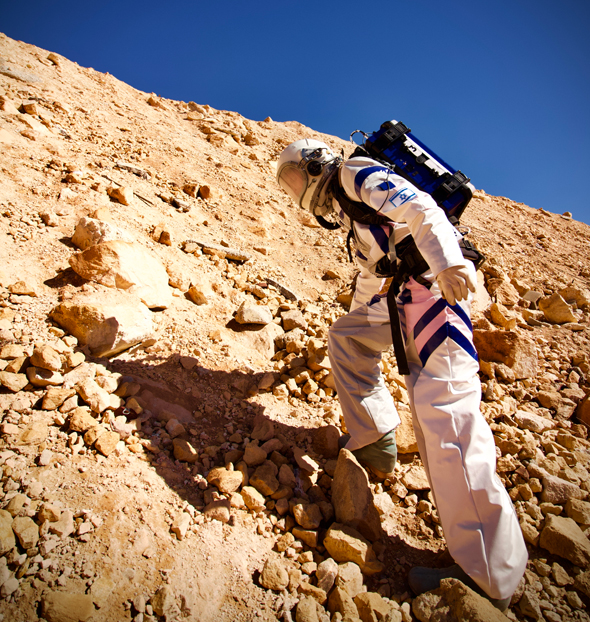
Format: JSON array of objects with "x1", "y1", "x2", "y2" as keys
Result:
[
  {"x1": 69, "y1": 241, "x2": 172, "y2": 309},
  {"x1": 235, "y1": 302, "x2": 273, "y2": 325},
  {"x1": 323, "y1": 523, "x2": 384, "y2": 575},
  {"x1": 71, "y1": 216, "x2": 133, "y2": 250},
  {"x1": 538, "y1": 293, "x2": 577, "y2": 324},
  {"x1": 541, "y1": 475, "x2": 586, "y2": 504},
  {"x1": 473, "y1": 329, "x2": 538, "y2": 379},
  {"x1": 412, "y1": 578, "x2": 508, "y2": 622},
  {"x1": 471, "y1": 270, "x2": 492, "y2": 316},
  {"x1": 331, "y1": 449, "x2": 382, "y2": 542},
  {"x1": 42, "y1": 591, "x2": 95, "y2": 622},
  {"x1": 539, "y1": 514, "x2": 590, "y2": 566},
  {"x1": 559, "y1": 286, "x2": 590, "y2": 310},
  {"x1": 514, "y1": 410, "x2": 555, "y2": 433},
  {"x1": 51, "y1": 291, "x2": 154, "y2": 357}
]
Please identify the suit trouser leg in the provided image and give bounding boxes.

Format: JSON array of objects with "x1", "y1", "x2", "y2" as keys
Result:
[
  {"x1": 399, "y1": 278, "x2": 527, "y2": 600},
  {"x1": 329, "y1": 281, "x2": 527, "y2": 600},
  {"x1": 327, "y1": 296, "x2": 401, "y2": 452}
]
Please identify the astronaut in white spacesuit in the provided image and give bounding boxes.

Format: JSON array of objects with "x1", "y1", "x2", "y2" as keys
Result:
[{"x1": 276, "y1": 138, "x2": 527, "y2": 609}]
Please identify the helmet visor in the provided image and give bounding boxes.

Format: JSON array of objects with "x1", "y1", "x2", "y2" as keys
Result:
[{"x1": 277, "y1": 165, "x2": 308, "y2": 205}]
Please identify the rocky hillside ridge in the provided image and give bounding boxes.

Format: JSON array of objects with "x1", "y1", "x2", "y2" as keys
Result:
[{"x1": 1, "y1": 32, "x2": 590, "y2": 622}]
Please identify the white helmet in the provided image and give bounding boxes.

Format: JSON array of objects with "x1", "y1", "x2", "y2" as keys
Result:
[{"x1": 276, "y1": 139, "x2": 340, "y2": 216}]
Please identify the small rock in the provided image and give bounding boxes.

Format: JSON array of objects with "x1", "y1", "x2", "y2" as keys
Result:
[
  {"x1": 316, "y1": 558, "x2": 338, "y2": 593},
  {"x1": 331, "y1": 449, "x2": 382, "y2": 542},
  {"x1": 0, "y1": 371, "x2": 29, "y2": 392},
  {"x1": 26, "y1": 366, "x2": 64, "y2": 387},
  {"x1": 241, "y1": 486, "x2": 266, "y2": 512},
  {"x1": 95, "y1": 431, "x2": 120, "y2": 456},
  {"x1": 204, "y1": 498, "x2": 231, "y2": 523},
  {"x1": 171, "y1": 513, "x2": 191, "y2": 540},
  {"x1": 323, "y1": 523, "x2": 384, "y2": 575},
  {"x1": 151, "y1": 585, "x2": 179, "y2": 619},
  {"x1": 12, "y1": 516, "x2": 39, "y2": 549},
  {"x1": 69, "y1": 408, "x2": 98, "y2": 432},
  {"x1": 31, "y1": 345, "x2": 62, "y2": 371},
  {"x1": 172, "y1": 438, "x2": 199, "y2": 463},
  {"x1": 49, "y1": 509, "x2": 75, "y2": 538},
  {"x1": 107, "y1": 185, "x2": 134, "y2": 205},
  {"x1": 207, "y1": 467, "x2": 243, "y2": 493},
  {"x1": 260, "y1": 557, "x2": 289, "y2": 591},
  {"x1": 402, "y1": 466, "x2": 430, "y2": 490},
  {"x1": 0, "y1": 509, "x2": 16, "y2": 554}
]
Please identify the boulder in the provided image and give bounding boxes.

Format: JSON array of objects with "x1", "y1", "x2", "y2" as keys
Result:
[
  {"x1": 51, "y1": 291, "x2": 154, "y2": 357},
  {"x1": 71, "y1": 216, "x2": 133, "y2": 250},
  {"x1": 331, "y1": 449, "x2": 382, "y2": 542},
  {"x1": 538, "y1": 293, "x2": 577, "y2": 324},
  {"x1": 69, "y1": 241, "x2": 172, "y2": 309},
  {"x1": 539, "y1": 514, "x2": 590, "y2": 566},
  {"x1": 473, "y1": 329, "x2": 538, "y2": 379}
]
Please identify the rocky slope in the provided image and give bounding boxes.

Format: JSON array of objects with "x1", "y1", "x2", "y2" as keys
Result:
[{"x1": 1, "y1": 32, "x2": 590, "y2": 622}]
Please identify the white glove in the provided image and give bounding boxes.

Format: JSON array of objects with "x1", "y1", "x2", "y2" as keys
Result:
[{"x1": 436, "y1": 265, "x2": 477, "y2": 306}]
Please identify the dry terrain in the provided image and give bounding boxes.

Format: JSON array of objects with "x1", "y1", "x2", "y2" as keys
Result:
[{"x1": 1, "y1": 33, "x2": 590, "y2": 622}]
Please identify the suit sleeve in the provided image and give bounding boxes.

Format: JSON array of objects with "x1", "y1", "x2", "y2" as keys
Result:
[{"x1": 340, "y1": 158, "x2": 466, "y2": 277}]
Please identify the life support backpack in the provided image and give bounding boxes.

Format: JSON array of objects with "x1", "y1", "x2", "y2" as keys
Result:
[{"x1": 318, "y1": 120, "x2": 485, "y2": 374}]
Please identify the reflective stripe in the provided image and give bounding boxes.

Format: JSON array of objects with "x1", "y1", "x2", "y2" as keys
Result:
[
  {"x1": 419, "y1": 323, "x2": 479, "y2": 367},
  {"x1": 414, "y1": 298, "x2": 473, "y2": 341},
  {"x1": 354, "y1": 166, "x2": 391, "y2": 200}
]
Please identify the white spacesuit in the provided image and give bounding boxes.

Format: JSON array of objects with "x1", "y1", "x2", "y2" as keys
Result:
[{"x1": 276, "y1": 139, "x2": 528, "y2": 604}]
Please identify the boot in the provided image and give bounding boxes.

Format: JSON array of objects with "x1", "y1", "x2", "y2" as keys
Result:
[
  {"x1": 408, "y1": 564, "x2": 511, "y2": 612},
  {"x1": 338, "y1": 430, "x2": 397, "y2": 479}
]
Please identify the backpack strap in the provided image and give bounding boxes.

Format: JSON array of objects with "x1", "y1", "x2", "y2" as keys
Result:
[{"x1": 329, "y1": 176, "x2": 392, "y2": 227}]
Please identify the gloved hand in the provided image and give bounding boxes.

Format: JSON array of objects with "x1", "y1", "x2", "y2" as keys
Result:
[{"x1": 436, "y1": 265, "x2": 477, "y2": 305}]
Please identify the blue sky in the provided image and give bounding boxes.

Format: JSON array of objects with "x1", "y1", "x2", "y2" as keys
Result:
[{"x1": 3, "y1": 0, "x2": 590, "y2": 225}]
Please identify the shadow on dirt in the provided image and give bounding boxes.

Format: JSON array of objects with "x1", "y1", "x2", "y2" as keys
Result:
[{"x1": 72, "y1": 346, "x2": 447, "y2": 596}]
